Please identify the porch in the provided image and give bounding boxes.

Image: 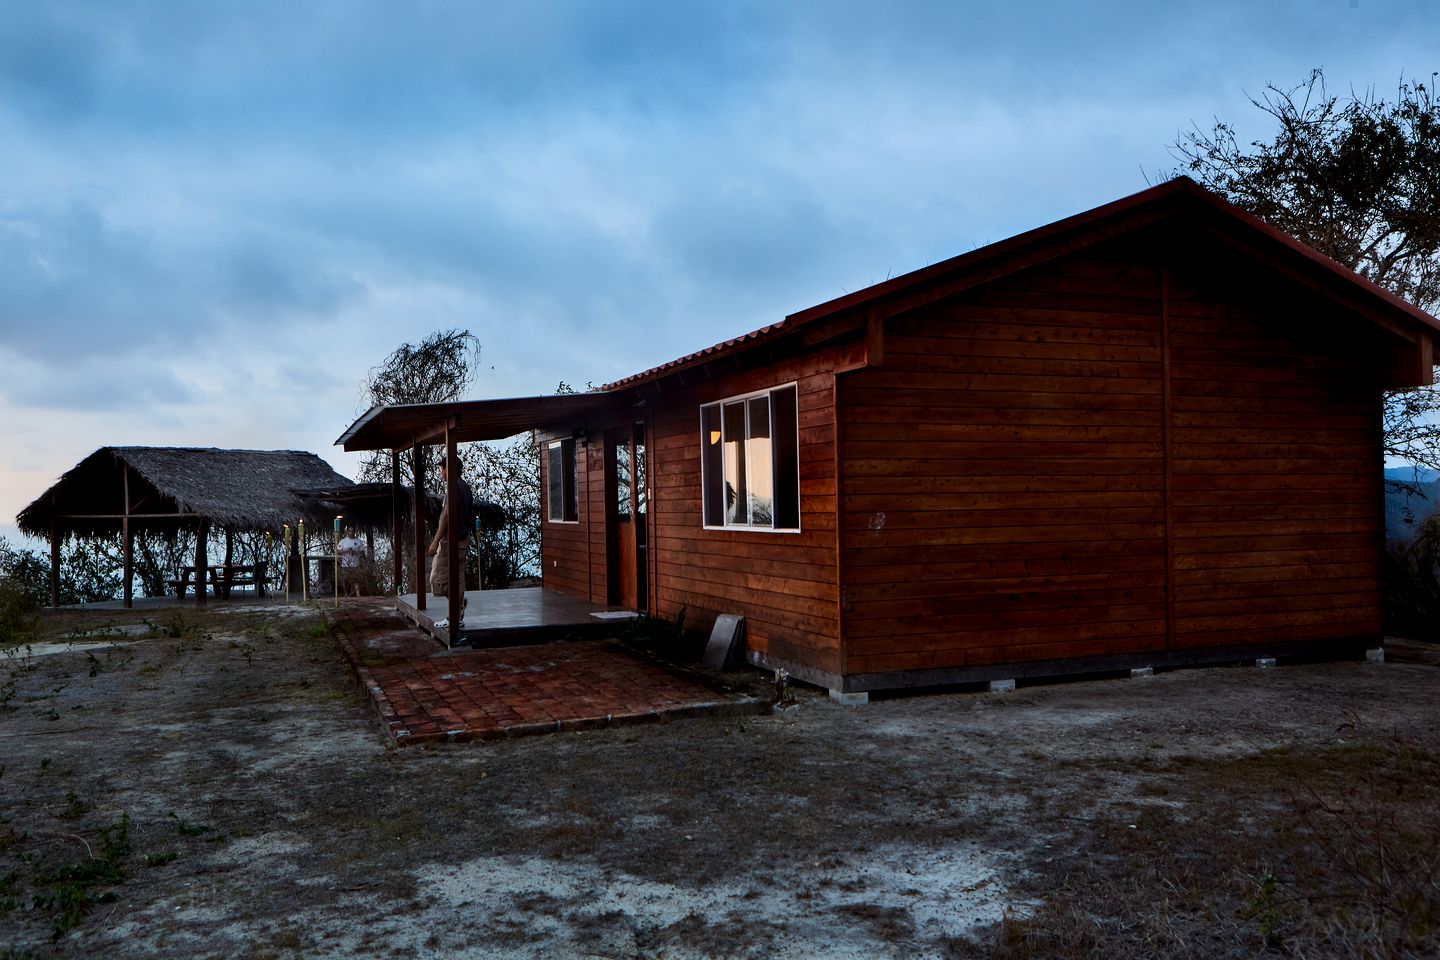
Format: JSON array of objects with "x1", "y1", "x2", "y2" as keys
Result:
[
  {"x1": 396, "y1": 586, "x2": 638, "y2": 647},
  {"x1": 336, "y1": 597, "x2": 767, "y2": 745}
]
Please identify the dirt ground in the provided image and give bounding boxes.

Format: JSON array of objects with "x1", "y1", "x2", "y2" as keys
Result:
[{"x1": 1, "y1": 603, "x2": 1438, "y2": 959}]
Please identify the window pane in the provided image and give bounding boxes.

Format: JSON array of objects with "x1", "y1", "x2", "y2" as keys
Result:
[
  {"x1": 722, "y1": 400, "x2": 747, "y2": 525},
  {"x1": 746, "y1": 395, "x2": 773, "y2": 526},
  {"x1": 634, "y1": 441, "x2": 647, "y2": 516},
  {"x1": 614, "y1": 441, "x2": 632, "y2": 522},
  {"x1": 701, "y1": 405, "x2": 723, "y2": 526},
  {"x1": 772, "y1": 386, "x2": 800, "y2": 529},
  {"x1": 547, "y1": 442, "x2": 564, "y2": 522},
  {"x1": 562, "y1": 440, "x2": 578, "y2": 521}
]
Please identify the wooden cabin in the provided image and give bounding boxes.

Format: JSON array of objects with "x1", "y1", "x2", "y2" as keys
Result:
[{"x1": 339, "y1": 178, "x2": 1440, "y2": 698}]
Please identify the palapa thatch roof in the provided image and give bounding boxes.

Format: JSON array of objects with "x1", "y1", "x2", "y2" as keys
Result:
[
  {"x1": 17, "y1": 446, "x2": 358, "y2": 538},
  {"x1": 295, "y1": 481, "x2": 426, "y2": 530},
  {"x1": 298, "y1": 482, "x2": 509, "y2": 532}
]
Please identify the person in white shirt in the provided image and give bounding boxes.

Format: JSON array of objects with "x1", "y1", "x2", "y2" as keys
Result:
[{"x1": 337, "y1": 527, "x2": 366, "y2": 596}]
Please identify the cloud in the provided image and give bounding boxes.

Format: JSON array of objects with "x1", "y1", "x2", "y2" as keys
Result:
[
  {"x1": 0, "y1": 193, "x2": 363, "y2": 365},
  {"x1": 1, "y1": 0, "x2": 1436, "y2": 542},
  {"x1": 0, "y1": 347, "x2": 194, "y2": 412}
]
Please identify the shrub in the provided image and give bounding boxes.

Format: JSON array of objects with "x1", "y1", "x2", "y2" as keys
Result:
[{"x1": 0, "y1": 538, "x2": 46, "y2": 642}]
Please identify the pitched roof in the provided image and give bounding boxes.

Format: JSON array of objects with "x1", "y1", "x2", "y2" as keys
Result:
[
  {"x1": 603, "y1": 176, "x2": 1440, "y2": 391},
  {"x1": 17, "y1": 447, "x2": 355, "y2": 538}
]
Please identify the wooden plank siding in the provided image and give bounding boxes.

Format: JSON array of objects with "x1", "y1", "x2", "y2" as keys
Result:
[
  {"x1": 1165, "y1": 252, "x2": 1384, "y2": 650},
  {"x1": 837, "y1": 235, "x2": 1386, "y2": 681},
  {"x1": 537, "y1": 230, "x2": 1394, "y2": 690},
  {"x1": 839, "y1": 243, "x2": 1169, "y2": 676},
  {"x1": 538, "y1": 435, "x2": 593, "y2": 601},
  {"x1": 645, "y1": 346, "x2": 853, "y2": 680}
]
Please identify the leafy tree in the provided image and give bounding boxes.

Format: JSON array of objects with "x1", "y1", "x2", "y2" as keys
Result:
[
  {"x1": 58, "y1": 537, "x2": 124, "y2": 604},
  {"x1": 463, "y1": 436, "x2": 541, "y2": 585},
  {"x1": 131, "y1": 530, "x2": 193, "y2": 598},
  {"x1": 0, "y1": 536, "x2": 48, "y2": 637},
  {"x1": 0, "y1": 535, "x2": 123, "y2": 607},
  {"x1": 356, "y1": 328, "x2": 482, "y2": 490},
  {"x1": 1171, "y1": 68, "x2": 1440, "y2": 474},
  {"x1": 354, "y1": 329, "x2": 547, "y2": 588}
]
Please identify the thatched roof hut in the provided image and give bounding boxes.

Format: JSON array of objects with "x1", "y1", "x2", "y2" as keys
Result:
[{"x1": 17, "y1": 446, "x2": 357, "y2": 539}]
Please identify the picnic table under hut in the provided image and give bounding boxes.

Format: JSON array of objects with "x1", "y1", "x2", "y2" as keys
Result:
[{"x1": 16, "y1": 446, "x2": 380, "y2": 607}]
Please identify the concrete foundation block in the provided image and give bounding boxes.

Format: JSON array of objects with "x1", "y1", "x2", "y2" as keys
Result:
[
  {"x1": 828, "y1": 689, "x2": 868, "y2": 706},
  {"x1": 1366, "y1": 647, "x2": 1385, "y2": 664},
  {"x1": 1130, "y1": 666, "x2": 1154, "y2": 679},
  {"x1": 1256, "y1": 657, "x2": 1277, "y2": 669},
  {"x1": 988, "y1": 678, "x2": 1017, "y2": 693}
]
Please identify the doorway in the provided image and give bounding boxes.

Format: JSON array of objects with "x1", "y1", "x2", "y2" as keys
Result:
[{"x1": 605, "y1": 423, "x2": 648, "y2": 610}]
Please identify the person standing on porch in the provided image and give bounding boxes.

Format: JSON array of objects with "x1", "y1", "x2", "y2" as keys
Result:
[{"x1": 427, "y1": 459, "x2": 474, "y2": 598}]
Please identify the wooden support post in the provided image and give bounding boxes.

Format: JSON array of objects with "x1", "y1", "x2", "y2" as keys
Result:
[
  {"x1": 48, "y1": 523, "x2": 60, "y2": 608},
  {"x1": 391, "y1": 451, "x2": 403, "y2": 596},
  {"x1": 195, "y1": 518, "x2": 209, "y2": 608},
  {"x1": 288, "y1": 529, "x2": 301, "y2": 600},
  {"x1": 413, "y1": 443, "x2": 426, "y2": 612},
  {"x1": 122, "y1": 466, "x2": 133, "y2": 609},
  {"x1": 122, "y1": 518, "x2": 133, "y2": 609},
  {"x1": 445, "y1": 427, "x2": 461, "y2": 646},
  {"x1": 222, "y1": 528, "x2": 234, "y2": 600}
]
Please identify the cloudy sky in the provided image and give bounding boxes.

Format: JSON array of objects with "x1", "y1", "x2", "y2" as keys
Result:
[{"x1": 1, "y1": 0, "x2": 1434, "y2": 543}]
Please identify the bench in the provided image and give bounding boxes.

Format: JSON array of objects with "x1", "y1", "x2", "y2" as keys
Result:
[{"x1": 168, "y1": 564, "x2": 268, "y2": 600}]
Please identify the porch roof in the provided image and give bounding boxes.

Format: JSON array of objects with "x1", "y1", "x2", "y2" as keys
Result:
[{"x1": 336, "y1": 391, "x2": 626, "y2": 452}]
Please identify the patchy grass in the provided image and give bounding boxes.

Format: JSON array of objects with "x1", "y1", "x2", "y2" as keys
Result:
[
  {"x1": 13, "y1": 808, "x2": 131, "y2": 941},
  {"x1": 957, "y1": 730, "x2": 1440, "y2": 959}
]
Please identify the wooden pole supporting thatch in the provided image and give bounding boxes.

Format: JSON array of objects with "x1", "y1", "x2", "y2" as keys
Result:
[
  {"x1": 391, "y1": 451, "x2": 403, "y2": 596},
  {"x1": 287, "y1": 526, "x2": 300, "y2": 599},
  {"x1": 195, "y1": 518, "x2": 208, "y2": 608},
  {"x1": 122, "y1": 520, "x2": 132, "y2": 609},
  {"x1": 48, "y1": 522, "x2": 60, "y2": 608},
  {"x1": 122, "y1": 465, "x2": 132, "y2": 608},
  {"x1": 446, "y1": 426, "x2": 460, "y2": 646},
  {"x1": 413, "y1": 443, "x2": 426, "y2": 613}
]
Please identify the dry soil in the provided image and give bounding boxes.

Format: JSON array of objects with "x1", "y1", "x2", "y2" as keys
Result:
[{"x1": 1, "y1": 603, "x2": 1438, "y2": 958}]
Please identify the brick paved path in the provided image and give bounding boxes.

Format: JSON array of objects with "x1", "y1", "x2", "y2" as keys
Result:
[{"x1": 331, "y1": 600, "x2": 765, "y2": 745}]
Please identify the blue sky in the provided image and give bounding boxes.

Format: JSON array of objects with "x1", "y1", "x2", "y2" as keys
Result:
[{"x1": 1, "y1": 0, "x2": 1435, "y2": 542}]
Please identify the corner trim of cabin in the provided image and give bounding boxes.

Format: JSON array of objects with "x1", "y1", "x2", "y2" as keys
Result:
[
  {"x1": 864, "y1": 306, "x2": 884, "y2": 368},
  {"x1": 746, "y1": 650, "x2": 844, "y2": 695}
]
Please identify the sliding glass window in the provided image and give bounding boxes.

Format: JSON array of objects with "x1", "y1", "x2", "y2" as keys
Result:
[{"x1": 700, "y1": 384, "x2": 799, "y2": 531}]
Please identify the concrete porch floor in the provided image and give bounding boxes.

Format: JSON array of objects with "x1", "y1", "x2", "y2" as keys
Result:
[{"x1": 333, "y1": 599, "x2": 767, "y2": 745}]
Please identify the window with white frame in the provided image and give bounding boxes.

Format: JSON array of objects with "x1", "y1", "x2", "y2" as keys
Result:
[
  {"x1": 700, "y1": 384, "x2": 800, "y2": 530},
  {"x1": 546, "y1": 438, "x2": 578, "y2": 522}
]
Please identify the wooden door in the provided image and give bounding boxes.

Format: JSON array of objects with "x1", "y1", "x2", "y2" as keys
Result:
[{"x1": 606, "y1": 424, "x2": 647, "y2": 610}]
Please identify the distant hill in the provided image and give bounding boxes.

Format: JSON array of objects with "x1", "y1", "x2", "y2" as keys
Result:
[
  {"x1": 1385, "y1": 466, "x2": 1440, "y2": 486},
  {"x1": 1386, "y1": 468, "x2": 1440, "y2": 544}
]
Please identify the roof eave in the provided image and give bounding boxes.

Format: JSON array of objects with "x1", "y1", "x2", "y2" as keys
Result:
[{"x1": 336, "y1": 392, "x2": 628, "y2": 452}]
